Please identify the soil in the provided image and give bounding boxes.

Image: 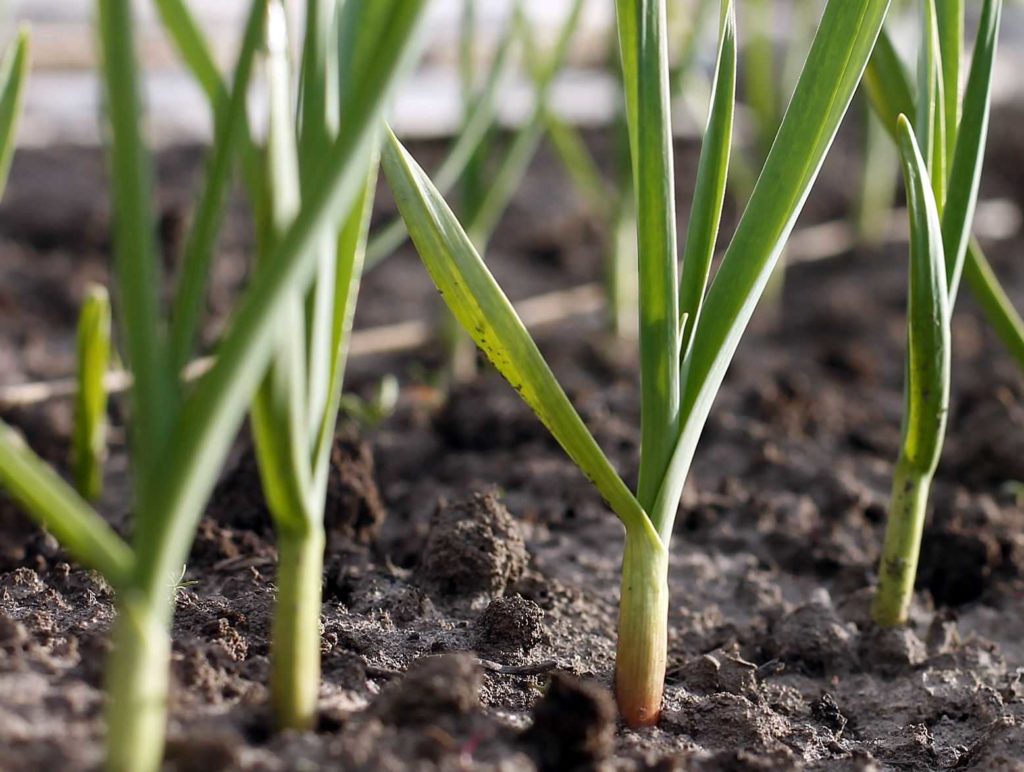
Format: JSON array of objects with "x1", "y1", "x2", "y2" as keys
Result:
[{"x1": 2, "y1": 105, "x2": 1024, "y2": 771}]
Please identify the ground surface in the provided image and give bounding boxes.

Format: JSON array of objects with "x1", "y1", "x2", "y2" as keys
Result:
[{"x1": 1, "y1": 111, "x2": 1024, "y2": 770}]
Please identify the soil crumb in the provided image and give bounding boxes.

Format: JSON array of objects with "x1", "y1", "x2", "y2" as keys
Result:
[
  {"x1": 416, "y1": 490, "x2": 529, "y2": 600},
  {"x1": 521, "y1": 672, "x2": 616, "y2": 770}
]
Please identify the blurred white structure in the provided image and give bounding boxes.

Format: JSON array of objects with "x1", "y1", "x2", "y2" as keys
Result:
[{"x1": 5, "y1": 0, "x2": 1024, "y2": 147}]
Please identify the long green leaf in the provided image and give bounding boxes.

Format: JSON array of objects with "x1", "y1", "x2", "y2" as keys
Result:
[
  {"x1": 382, "y1": 128, "x2": 656, "y2": 542},
  {"x1": 935, "y1": 0, "x2": 963, "y2": 160},
  {"x1": 167, "y1": 0, "x2": 264, "y2": 374},
  {"x1": 873, "y1": 113, "x2": 951, "y2": 629},
  {"x1": 895, "y1": 114, "x2": 950, "y2": 473},
  {"x1": 942, "y1": 0, "x2": 1002, "y2": 302},
  {"x1": 311, "y1": 157, "x2": 379, "y2": 497},
  {"x1": 917, "y1": 0, "x2": 946, "y2": 206},
  {"x1": 964, "y1": 239, "x2": 1024, "y2": 372},
  {"x1": 132, "y1": 0, "x2": 428, "y2": 596},
  {"x1": 616, "y1": 0, "x2": 681, "y2": 512},
  {"x1": 0, "y1": 421, "x2": 132, "y2": 586},
  {"x1": 678, "y1": 0, "x2": 736, "y2": 354},
  {"x1": 651, "y1": 0, "x2": 892, "y2": 541},
  {"x1": 152, "y1": 0, "x2": 221, "y2": 103},
  {"x1": 863, "y1": 27, "x2": 915, "y2": 136},
  {"x1": 97, "y1": 0, "x2": 174, "y2": 496},
  {"x1": 0, "y1": 29, "x2": 29, "y2": 200},
  {"x1": 299, "y1": 0, "x2": 344, "y2": 431},
  {"x1": 250, "y1": 0, "x2": 314, "y2": 533}
]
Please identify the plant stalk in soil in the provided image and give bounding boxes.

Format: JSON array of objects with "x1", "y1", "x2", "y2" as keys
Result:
[
  {"x1": 0, "y1": 0, "x2": 426, "y2": 767},
  {"x1": 382, "y1": 0, "x2": 892, "y2": 726},
  {"x1": 868, "y1": 0, "x2": 1004, "y2": 625},
  {"x1": 872, "y1": 116, "x2": 950, "y2": 626}
]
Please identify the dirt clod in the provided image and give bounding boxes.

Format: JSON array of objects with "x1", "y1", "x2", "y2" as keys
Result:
[
  {"x1": 669, "y1": 693, "x2": 790, "y2": 753},
  {"x1": 860, "y1": 625, "x2": 927, "y2": 675},
  {"x1": 476, "y1": 594, "x2": 545, "y2": 653},
  {"x1": 325, "y1": 434, "x2": 387, "y2": 546},
  {"x1": 771, "y1": 601, "x2": 857, "y2": 674},
  {"x1": 372, "y1": 653, "x2": 481, "y2": 726},
  {"x1": 521, "y1": 672, "x2": 616, "y2": 770},
  {"x1": 678, "y1": 646, "x2": 758, "y2": 698},
  {"x1": 811, "y1": 692, "x2": 847, "y2": 735},
  {"x1": 416, "y1": 491, "x2": 528, "y2": 599}
]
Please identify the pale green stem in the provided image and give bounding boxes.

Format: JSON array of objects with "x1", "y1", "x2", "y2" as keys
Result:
[
  {"x1": 872, "y1": 457, "x2": 931, "y2": 627},
  {"x1": 614, "y1": 529, "x2": 668, "y2": 728},
  {"x1": 104, "y1": 593, "x2": 171, "y2": 772},
  {"x1": 270, "y1": 525, "x2": 326, "y2": 730}
]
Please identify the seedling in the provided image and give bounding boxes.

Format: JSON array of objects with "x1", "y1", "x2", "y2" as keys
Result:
[
  {"x1": 73, "y1": 283, "x2": 112, "y2": 502},
  {"x1": 0, "y1": 2, "x2": 426, "y2": 770},
  {"x1": 875, "y1": 115, "x2": 951, "y2": 627},
  {"x1": 866, "y1": 0, "x2": 1005, "y2": 625},
  {"x1": 383, "y1": 0, "x2": 891, "y2": 726},
  {"x1": 864, "y1": 1, "x2": 1024, "y2": 374},
  {"x1": 153, "y1": 0, "x2": 427, "y2": 734}
]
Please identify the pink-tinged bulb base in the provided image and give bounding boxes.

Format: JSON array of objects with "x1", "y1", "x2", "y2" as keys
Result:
[{"x1": 614, "y1": 530, "x2": 669, "y2": 729}]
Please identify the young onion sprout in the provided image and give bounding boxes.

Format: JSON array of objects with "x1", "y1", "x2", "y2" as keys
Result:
[
  {"x1": 0, "y1": 2, "x2": 426, "y2": 768},
  {"x1": 382, "y1": 0, "x2": 891, "y2": 726},
  {"x1": 867, "y1": 0, "x2": 1005, "y2": 626}
]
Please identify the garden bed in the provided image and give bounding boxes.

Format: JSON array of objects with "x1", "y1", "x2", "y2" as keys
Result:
[{"x1": 1, "y1": 109, "x2": 1024, "y2": 770}]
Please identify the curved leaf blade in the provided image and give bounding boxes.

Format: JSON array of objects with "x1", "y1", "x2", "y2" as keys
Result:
[
  {"x1": 863, "y1": 27, "x2": 915, "y2": 137},
  {"x1": 381, "y1": 128, "x2": 654, "y2": 541},
  {"x1": 895, "y1": 115, "x2": 950, "y2": 473},
  {"x1": 0, "y1": 421, "x2": 133, "y2": 586}
]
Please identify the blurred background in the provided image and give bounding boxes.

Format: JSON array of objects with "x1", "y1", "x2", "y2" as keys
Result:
[{"x1": 8, "y1": 0, "x2": 1024, "y2": 148}]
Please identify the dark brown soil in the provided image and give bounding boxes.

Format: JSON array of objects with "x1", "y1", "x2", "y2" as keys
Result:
[{"x1": 2, "y1": 106, "x2": 1024, "y2": 770}]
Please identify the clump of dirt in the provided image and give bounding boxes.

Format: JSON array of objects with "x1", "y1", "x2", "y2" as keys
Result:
[
  {"x1": 371, "y1": 653, "x2": 482, "y2": 726},
  {"x1": 677, "y1": 644, "x2": 759, "y2": 698},
  {"x1": 416, "y1": 490, "x2": 529, "y2": 600},
  {"x1": 918, "y1": 489, "x2": 1014, "y2": 606},
  {"x1": 668, "y1": 692, "x2": 791, "y2": 754},
  {"x1": 859, "y1": 625, "x2": 927, "y2": 675},
  {"x1": 194, "y1": 431, "x2": 386, "y2": 568},
  {"x1": 324, "y1": 433, "x2": 387, "y2": 548},
  {"x1": 767, "y1": 600, "x2": 858, "y2": 675},
  {"x1": 520, "y1": 672, "x2": 616, "y2": 770},
  {"x1": 476, "y1": 594, "x2": 546, "y2": 653},
  {"x1": 810, "y1": 692, "x2": 847, "y2": 735}
]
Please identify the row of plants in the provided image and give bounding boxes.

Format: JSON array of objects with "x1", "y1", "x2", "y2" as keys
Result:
[{"x1": 0, "y1": 0, "x2": 1020, "y2": 768}]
